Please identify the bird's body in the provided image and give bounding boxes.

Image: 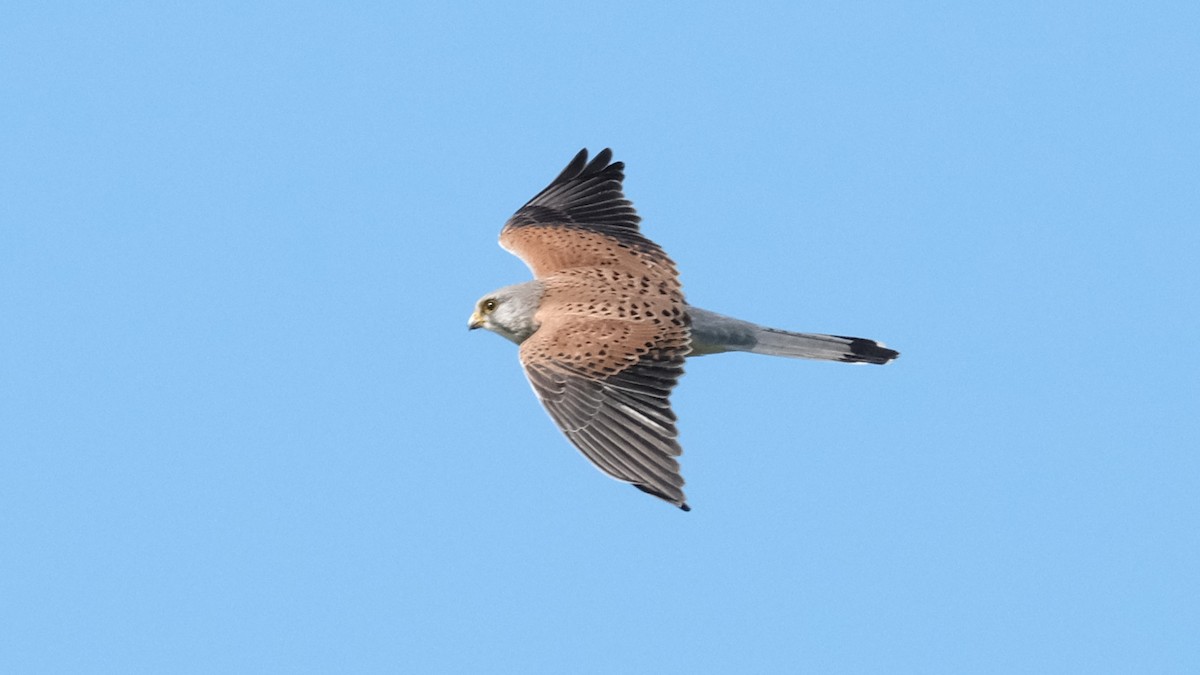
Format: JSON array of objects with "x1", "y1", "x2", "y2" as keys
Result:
[{"x1": 470, "y1": 149, "x2": 898, "y2": 510}]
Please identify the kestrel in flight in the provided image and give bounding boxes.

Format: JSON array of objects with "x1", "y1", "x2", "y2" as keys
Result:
[{"x1": 469, "y1": 149, "x2": 898, "y2": 510}]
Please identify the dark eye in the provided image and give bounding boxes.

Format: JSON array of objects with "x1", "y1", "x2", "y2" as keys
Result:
[{"x1": 482, "y1": 299, "x2": 497, "y2": 312}]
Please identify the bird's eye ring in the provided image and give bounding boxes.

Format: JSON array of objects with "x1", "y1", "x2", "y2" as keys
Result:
[{"x1": 482, "y1": 299, "x2": 497, "y2": 312}]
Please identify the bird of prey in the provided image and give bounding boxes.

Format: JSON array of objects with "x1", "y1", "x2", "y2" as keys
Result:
[{"x1": 469, "y1": 149, "x2": 898, "y2": 510}]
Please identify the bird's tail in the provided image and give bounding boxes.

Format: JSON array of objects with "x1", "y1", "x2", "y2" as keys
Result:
[
  {"x1": 748, "y1": 327, "x2": 898, "y2": 364},
  {"x1": 687, "y1": 306, "x2": 899, "y2": 365}
]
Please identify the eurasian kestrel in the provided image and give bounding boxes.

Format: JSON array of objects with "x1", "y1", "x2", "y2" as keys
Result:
[{"x1": 469, "y1": 149, "x2": 898, "y2": 510}]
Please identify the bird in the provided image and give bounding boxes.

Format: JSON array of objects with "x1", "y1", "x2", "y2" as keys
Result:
[{"x1": 469, "y1": 149, "x2": 898, "y2": 511}]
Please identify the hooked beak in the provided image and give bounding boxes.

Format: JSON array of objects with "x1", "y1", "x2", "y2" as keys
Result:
[{"x1": 468, "y1": 311, "x2": 484, "y2": 331}]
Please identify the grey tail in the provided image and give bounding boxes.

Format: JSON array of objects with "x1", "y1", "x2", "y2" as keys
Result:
[
  {"x1": 686, "y1": 306, "x2": 899, "y2": 365},
  {"x1": 749, "y1": 328, "x2": 898, "y2": 364}
]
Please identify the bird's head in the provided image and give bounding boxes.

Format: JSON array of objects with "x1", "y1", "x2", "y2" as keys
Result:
[{"x1": 468, "y1": 281, "x2": 544, "y2": 344}]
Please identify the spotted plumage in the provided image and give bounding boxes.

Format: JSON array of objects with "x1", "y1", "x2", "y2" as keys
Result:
[{"x1": 470, "y1": 149, "x2": 899, "y2": 510}]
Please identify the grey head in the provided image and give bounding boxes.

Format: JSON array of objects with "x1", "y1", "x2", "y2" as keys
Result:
[{"x1": 468, "y1": 280, "x2": 545, "y2": 344}]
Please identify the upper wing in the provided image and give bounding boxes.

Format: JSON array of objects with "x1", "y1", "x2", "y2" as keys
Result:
[
  {"x1": 519, "y1": 313, "x2": 692, "y2": 510},
  {"x1": 499, "y1": 148, "x2": 677, "y2": 279}
]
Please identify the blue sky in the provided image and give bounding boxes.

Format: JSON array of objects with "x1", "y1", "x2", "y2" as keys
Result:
[{"x1": 2, "y1": 2, "x2": 1197, "y2": 672}]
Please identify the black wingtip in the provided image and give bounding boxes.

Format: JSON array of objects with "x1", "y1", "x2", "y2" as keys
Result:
[
  {"x1": 586, "y1": 147, "x2": 614, "y2": 173},
  {"x1": 555, "y1": 148, "x2": 590, "y2": 184},
  {"x1": 633, "y1": 483, "x2": 690, "y2": 511},
  {"x1": 545, "y1": 148, "x2": 623, "y2": 192}
]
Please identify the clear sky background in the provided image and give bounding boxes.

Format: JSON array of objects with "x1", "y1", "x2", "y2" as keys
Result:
[{"x1": 3, "y1": 2, "x2": 1198, "y2": 673}]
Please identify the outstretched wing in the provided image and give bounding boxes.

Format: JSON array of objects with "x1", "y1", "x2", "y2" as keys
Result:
[
  {"x1": 499, "y1": 148, "x2": 678, "y2": 279},
  {"x1": 520, "y1": 312, "x2": 692, "y2": 510}
]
